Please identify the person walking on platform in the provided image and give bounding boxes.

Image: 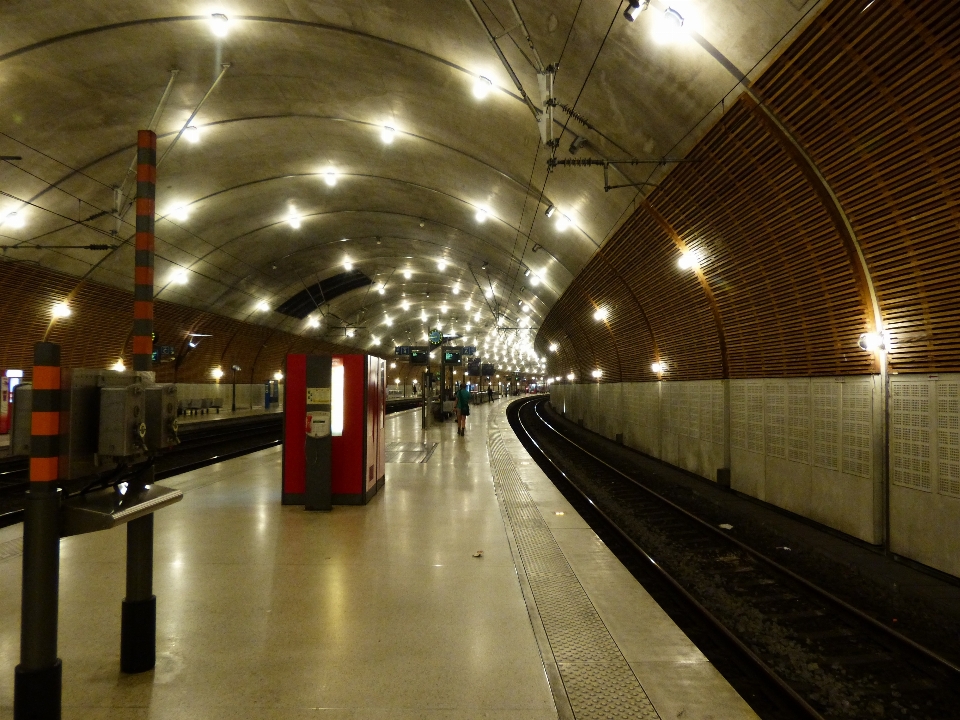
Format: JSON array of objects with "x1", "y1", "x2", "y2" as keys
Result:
[
  {"x1": 456, "y1": 383, "x2": 471, "y2": 436},
  {"x1": 487, "y1": 385, "x2": 493, "y2": 403}
]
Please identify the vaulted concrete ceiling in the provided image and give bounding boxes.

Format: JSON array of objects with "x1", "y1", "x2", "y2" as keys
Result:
[{"x1": 0, "y1": 0, "x2": 820, "y2": 367}]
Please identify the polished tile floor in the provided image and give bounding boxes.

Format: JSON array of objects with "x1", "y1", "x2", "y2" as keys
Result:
[{"x1": 0, "y1": 400, "x2": 755, "y2": 719}]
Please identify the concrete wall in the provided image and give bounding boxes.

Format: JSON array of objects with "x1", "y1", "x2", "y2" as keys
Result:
[
  {"x1": 551, "y1": 376, "x2": 885, "y2": 548},
  {"x1": 888, "y1": 375, "x2": 960, "y2": 578}
]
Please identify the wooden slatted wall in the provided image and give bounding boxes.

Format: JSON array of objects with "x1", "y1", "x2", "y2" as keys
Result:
[
  {"x1": 755, "y1": 0, "x2": 960, "y2": 373},
  {"x1": 0, "y1": 260, "x2": 374, "y2": 382},
  {"x1": 541, "y1": 0, "x2": 957, "y2": 380}
]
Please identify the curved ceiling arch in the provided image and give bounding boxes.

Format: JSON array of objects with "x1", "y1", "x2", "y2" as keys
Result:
[{"x1": 0, "y1": 13, "x2": 524, "y2": 109}]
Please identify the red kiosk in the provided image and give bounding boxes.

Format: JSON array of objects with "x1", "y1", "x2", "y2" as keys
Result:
[{"x1": 282, "y1": 353, "x2": 386, "y2": 506}]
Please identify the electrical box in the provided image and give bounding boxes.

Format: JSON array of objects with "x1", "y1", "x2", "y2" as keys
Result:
[
  {"x1": 144, "y1": 384, "x2": 179, "y2": 451},
  {"x1": 98, "y1": 384, "x2": 147, "y2": 460},
  {"x1": 11, "y1": 383, "x2": 32, "y2": 457},
  {"x1": 62, "y1": 369, "x2": 112, "y2": 479}
]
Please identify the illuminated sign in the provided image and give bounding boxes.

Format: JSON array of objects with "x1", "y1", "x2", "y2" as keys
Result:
[{"x1": 331, "y1": 358, "x2": 344, "y2": 436}]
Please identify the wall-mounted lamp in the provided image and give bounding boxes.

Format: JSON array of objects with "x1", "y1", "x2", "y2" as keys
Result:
[{"x1": 858, "y1": 331, "x2": 888, "y2": 352}]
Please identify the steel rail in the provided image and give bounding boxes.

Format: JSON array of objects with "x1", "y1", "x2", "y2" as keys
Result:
[
  {"x1": 509, "y1": 396, "x2": 823, "y2": 719},
  {"x1": 520, "y1": 396, "x2": 960, "y2": 680}
]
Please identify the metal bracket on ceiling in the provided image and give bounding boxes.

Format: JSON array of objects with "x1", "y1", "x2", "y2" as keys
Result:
[
  {"x1": 547, "y1": 156, "x2": 697, "y2": 192},
  {"x1": 463, "y1": 0, "x2": 541, "y2": 122},
  {"x1": 112, "y1": 68, "x2": 180, "y2": 236}
]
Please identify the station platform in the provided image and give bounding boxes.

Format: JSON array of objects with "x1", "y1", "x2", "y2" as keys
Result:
[{"x1": 0, "y1": 398, "x2": 755, "y2": 719}]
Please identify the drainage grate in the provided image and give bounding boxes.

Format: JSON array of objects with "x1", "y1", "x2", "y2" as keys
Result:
[
  {"x1": 385, "y1": 441, "x2": 438, "y2": 464},
  {"x1": 487, "y1": 416, "x2": 660, "y2": 720}
]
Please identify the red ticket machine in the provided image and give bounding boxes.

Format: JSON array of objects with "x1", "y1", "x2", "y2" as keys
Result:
[{"x1": 331, "y1": 354, "x2": 386, "y2": 504}]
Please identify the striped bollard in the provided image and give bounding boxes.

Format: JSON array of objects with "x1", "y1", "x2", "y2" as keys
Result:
[
  {"x1": 121, "y1": 129, "x2": 157, "y2": 674},
  {"x1": 14, "y1": 342, "x2": 62, "y2": 720}
]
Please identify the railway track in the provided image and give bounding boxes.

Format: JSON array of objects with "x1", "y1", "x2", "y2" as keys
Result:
[
  {"x1": 510, "y1": 396, "x2": 960, "y2": 720},
  {"x1": 0, "y1": 413, "x2": 283, "y2": 526}
]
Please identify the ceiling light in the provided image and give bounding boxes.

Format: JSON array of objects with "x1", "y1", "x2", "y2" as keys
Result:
[
  {"x1": 593, "y1": 307, "x2": 608, "y2": 321},
  {"x1": 274, "y1": 371, "x2": 284, "y2": 381},
  {"x1": 170, "y1": 204, "x2": 189, "y2": 222},
  {"x1": 344, "y1": 260, "x2": 353, "y2": 271},
  {"x1": 111, "y1": 359, "x2": 126, "y2": 372},
  {"x1": 474, "y1": 311, "x2": 481, "y2": 321},
  {"x1": 184, "y1": 125, "x2": 200, "y2": 143},
  {"x1": 624, "y1": 0, "x2": 649, "y2": 21},
  {"x1": 324, "y1": 171, "x2": 338, "y2": 187},
  {"x1": 475, "y1": 208, "x2": 488, "y2": 223},
  {"x1": 465, "y1": 324, "x2": 472, "y2": 331},
  {"x1": 210, "y1": 13, "x2": 229, "y2": 37},
  {"x1": 211, "y1": 367, "x2": 224, "y2": 380},
  {"x1": 51, "y1": 302, "x2": 71, "y2": 318},
  {"x1": 530, "y1": 274, "x2": 541, "y2": 287},
  {"x1": 555, "y1": 214, "x2": 570, "y2": 231},
  {"x1": 544, "y1": 204, "x2": 556, "y2": 218},
  {"x1": 1, "y1": 211, "x2": 24, "y2": 229},
  {"x1": 549, "y1": 343, "x2": 558, "y2": 352},
  {"x1": 473, "y1": 76, "x2": 493, "y2": 99},
  {"x1": 440, "y1": 304, "x2": 448, "y2": 313},
  {"x1": 384, "y1": 317, "x2": 393, "y2": 326},
  {"x1": 452, "y1": 284, "x2": 460, "y2": 295},
  {"x1": 401, "y1": 300, "x2": 410, "y2": 310},
  {"x1": 307, "y1": 317, "x2": 320, "y2": 328},
  {"x1": 655, "y1": 7, "x2": 685, "y2": 43},
  {"x1": 378, "y1": 284, "x2": 386, "y2": 295},
  {"x1": 381, "y1": 126, "x2": 396, "y2": 144},
  {"x1": 287, "y1": 213, "x2": 301, "y2": 229},
  {"x1": 437, "y1": 259, "x2": 447, "y2": 271},
  {"x1": 567, "y1": 373, "x2": 575, "y2": 381},
  {"x1": 346, "y1": 328, "x2": 355, "y2": 338},
  {"x1": 403, "y1": 269, "x2": 412, "y2": 279},
  {"x1": 371, "y1": 335, "x2": 381, "y2": 345},
  {"x1": 484, "y1": 288, "x2": 493, "y2": 298},
  {"x1": 172, "y1": 270, "x2": 188, "y2": 284},
  {"x1": 256, "y1": 300, "x2": 270, "y2": 312}
]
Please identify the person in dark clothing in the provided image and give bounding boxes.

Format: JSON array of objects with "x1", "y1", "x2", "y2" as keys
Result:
[
  {"x1": 487, "y1": 386, "x2": 493, "y2": 403},
  {"x1": 456, "y1": 384, "x2": 471, "y2": 436}
]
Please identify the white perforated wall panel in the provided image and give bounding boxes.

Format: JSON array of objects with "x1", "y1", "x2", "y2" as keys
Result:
[
  {"x1": 639, "y1": 383, "x2": 659, "y2": 428},
  {"x1": 891, "y1": 381, "x2": 931, "y2": 492},
  {"x1": 731, "y1": 383, "x2": 747, "y2": 451},
  {"x1": 841, "y1": 381, "x2": 873, "y2": 478},
  {"x1": 765, "y1": 382, "x2": 787, "y2": 459},
  {"x1": 681, "y1": 383, "x2": 700, "y2": 439},
  {"x1": 746, "y1": 382, "x2": 764, "y2": 454},
  {"x1": 787, "y1": 381, "x2": 811, "y2": 465},
  {"x1": 813, "y1": 382, "x2": 841, "y2": 471},
  {"x1": 937, "y1": 382, "x2": 960, "y2": 498}
]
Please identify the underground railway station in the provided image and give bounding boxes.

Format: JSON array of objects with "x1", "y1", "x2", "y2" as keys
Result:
[{"x1": 1, "y1": 1, "x2": 959, "y2": 719}]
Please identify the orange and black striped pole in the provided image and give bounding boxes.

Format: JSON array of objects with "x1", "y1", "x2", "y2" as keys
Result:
[
  {"x1": 133, "y1": 129, "x2": 156, "y2": 373},
  {"x1": 14, "y1": 341, "x2": 62, "y2": 719},
  {"x1": 122, "y1": 129, "x2": 158, "y2": 674}
]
